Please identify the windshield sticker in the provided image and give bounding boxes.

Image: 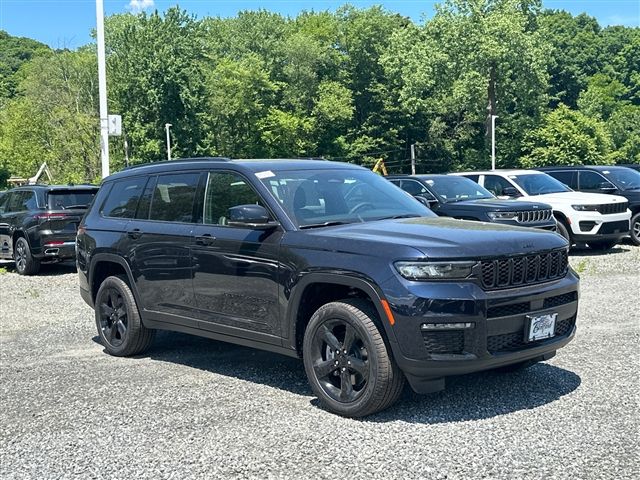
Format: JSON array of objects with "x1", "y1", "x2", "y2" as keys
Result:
[
  {"x1": 255, "y1": 170, "x2": 275, "y2": 179},
  {"x1": 602, "y1": 170, "x2": 610, "y2": 174},
  {"x1": 508, "y1": 176, "x2": 518, "y2": 179}
]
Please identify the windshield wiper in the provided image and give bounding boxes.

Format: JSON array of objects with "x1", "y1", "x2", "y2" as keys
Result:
[
  {"x1": 375, "y1": 214, "x2": 422, "y2": 220},
  {"x1": 299, "y1": 221, "x2": 353, "y2": 229}
]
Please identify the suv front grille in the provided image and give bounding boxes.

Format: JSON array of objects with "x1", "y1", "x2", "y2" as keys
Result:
[
  {"x1": 596, "y1": 202, "x2": 627, "y2": 215},
  {"x1": 422, "y1": 330, "x2": 464, "y2": 354},
  {"x1": 517, "y1": 209, "x2": 552, "y2": 223},
  {"x1": 487, "y1": 315, "x2": 576, "y2": 353},
  {"x1": 481, "y1": 249, "x2": 569, "y2": 290}
]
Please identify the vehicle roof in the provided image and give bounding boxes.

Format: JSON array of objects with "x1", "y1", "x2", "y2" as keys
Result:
[
  {"x1": 453, "y1": 169, "x2": 543, "y2": 176},
  {"x1": 537, "y1": 165, "x2": 633, "y2": 171},
  {"x1": 7, "y1": 184, "x2": 99, "y2": 191},
  {"x1": 108, "y1": 157, "x2": 363, "y2": 181},
  {"x1": 387, "y1": 174, "x2": 452, "y2": 179}
]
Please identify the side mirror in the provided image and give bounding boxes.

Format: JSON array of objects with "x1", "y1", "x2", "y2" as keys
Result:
[
  {"x1": 227, "y1": 204, "x2": 278, "y2": 230},
  {"x1": 416, "y1": 195, "x2": 438, "y2": 208},
  {"x1": 598, "y1": 182, "x2": 617, "y2": 193},
  {"x1": 502, "y1": 187, "x2": 521, "y2": 198}
]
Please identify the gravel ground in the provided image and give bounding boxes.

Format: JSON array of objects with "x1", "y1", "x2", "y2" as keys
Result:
[{"x1": 1, "y1": 244, "x2": 639, "y2": 479}]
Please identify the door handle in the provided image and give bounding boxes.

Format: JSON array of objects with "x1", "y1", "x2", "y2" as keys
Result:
[
  {"x1": 127, "y1": 228, "x2": 143, "y2": 240},
  {"x1": 195, "y1": 234, "x2": 216, "y2": 246}
]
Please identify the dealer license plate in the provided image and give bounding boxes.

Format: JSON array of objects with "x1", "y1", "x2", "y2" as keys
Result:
[{"x1": 526, "y1": 313, "x2": 557, "y2": 342}]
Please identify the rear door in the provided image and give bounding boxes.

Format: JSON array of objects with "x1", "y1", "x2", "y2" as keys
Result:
[
  {"x1": 191, "y1": 170, "x2": 282, "y2": 339},
  {"x1": 125, "y1": 172, "x2": 202, "y2": 323}
]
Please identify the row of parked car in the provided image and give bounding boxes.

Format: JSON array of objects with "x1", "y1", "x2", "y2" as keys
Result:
[{"x1": 0, "y1": 159, "x2": 637, "y2": 417}]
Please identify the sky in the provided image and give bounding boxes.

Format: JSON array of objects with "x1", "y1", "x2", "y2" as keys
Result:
[{"x1": 1, "y1": 0, "x2": 639, "y2": 49}]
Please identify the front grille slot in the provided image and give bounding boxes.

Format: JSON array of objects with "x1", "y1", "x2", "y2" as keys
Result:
[
  {"x1": 596, "y1": 202, "x2": 627, "y2": 215},
  {"x1": 487, "y1": 302, "x2": 530, "y2": 318},
  {"x1": 422, "y1": 331, "x2": 464, "y2": 354},
  {"x1": 517, "y1": 209, "x2": 552, "y2": 223},
  {"x1": 480, "y1": 249, "x2": 568, "y2": 290},
  {"x1": 543, "y1": 291, "x2": 578, "y2": 309},
  {"x1": 487, "y1": 315, "x2": 576, "y2": 353}
]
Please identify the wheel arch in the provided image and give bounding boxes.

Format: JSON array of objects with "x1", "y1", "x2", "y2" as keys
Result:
[
  {"x1": 285, "y1": 273, "x2": 397, "y2": 358},
  {"x1": 89, "y1": 254, "x2": 140, "y2": 306}
]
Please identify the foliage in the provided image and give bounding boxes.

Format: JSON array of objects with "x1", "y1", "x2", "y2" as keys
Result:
[{"x1": 0, "y1": 3, "x2": 638, "y2": 184}]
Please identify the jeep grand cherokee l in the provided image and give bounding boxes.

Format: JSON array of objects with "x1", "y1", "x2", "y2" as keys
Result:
[
  {"x1": 387, "y1": 174, "x2": 556, "y2": 231},
  {"x1": 0, "y1": 185, "x2": 98, "y2": 274},
  {"x1": 453, "y1": 170, "x2": 630, "y2": 250},
  {"x1": 77, "y1": 158, "x2": 579, "y2": 417}
]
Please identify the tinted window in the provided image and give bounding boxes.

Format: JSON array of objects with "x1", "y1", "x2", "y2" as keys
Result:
[
  {"x1": 0, "y1": 192, "x2": 11, "y2": 213},
  {"x1": 483, "y1": 175, "x2": 515, "y2": 196},
  {"x1": 424, "y1": 176, "x2": 494, "y2": 202},
  {"x1": 149, "y1": 173, "x2": 201, "y2": 223},
  {"x1": 464, "y1": 174, "x2": 479, "y2": 182},
  {"x1": 579, "y1": 171, "x2": 613, "y2": 190},
  {"x1": 21, "y1": 191, "x2": 38, "y2": 210},
  {"x1": 47, "y1": 189, "x2": 97, "y2": 209},
  {"x1": 601, "y1": 167, "x2": 640, "y2": 190},
  {"x1": 546, "y1": 171, "x2": 577, "y2": 189},
  {"x1": 204, "y1": 172, "x2": 264, "y2": 225},
  {"x1": 508, "y1": 173, "x2": 570, "y2": 195},
  {"x1": 101, "y1": 177, "x2": 147, "y2": 218},
  {"x1": 400, "y1": 180, "x2": 429, "y2": 196},
  {"x1": 5, "y1": 191, "x2": 33, "y2": 212}
]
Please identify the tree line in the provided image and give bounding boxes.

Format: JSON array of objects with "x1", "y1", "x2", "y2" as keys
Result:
[{"x1": 0, "y1": 0, "x2": 638, "y2": 185}]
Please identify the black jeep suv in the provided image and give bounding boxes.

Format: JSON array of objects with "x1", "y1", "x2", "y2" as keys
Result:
[
  {"x1": 388, "y1": 174, "x2": 557, "y2": 231},
  {"x1": 77, "y1": 158, "x2": 579, "y2": 417},
  {"x1": 0, "y1": 184, "x2": 98, "y2": 274}
]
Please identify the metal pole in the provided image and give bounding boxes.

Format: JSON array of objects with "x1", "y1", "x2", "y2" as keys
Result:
[
  {"x1": 165, "y1": 123, "x2": 172, "y2": 160},
  {"x1": 491, "y1": 115, "x2": 498, "y2": 170},
  {"x1": 96, "y1": 0, "x2": 109, "y2": 178},
  {"x1": 410, "y1": 144, "x2": 416, "y2": 175}
]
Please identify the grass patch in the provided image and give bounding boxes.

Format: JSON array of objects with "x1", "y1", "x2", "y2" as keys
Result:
[
  {"x1": 0, "y1": 267, "x2": 6, "y2": 275},
  {"x1": 573, "y1": 259, "x2": 589, "y2": 274}
]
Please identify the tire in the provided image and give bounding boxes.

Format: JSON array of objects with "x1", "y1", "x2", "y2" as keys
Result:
[
  {"x1": 631, "y1": 212, "x2": 640, "y2": 246},
  {"x1": 95, "y1": 275, "x2": 154, "y2": 357},
  {"x1": 14, "y1": 236, "x2": 40, "y2": 275},
  {"x1": 302, "y1": 299, "x2": 405, "y2": 417},
  {"x1": 555, "y1": 220, "x2": 572, "y2": 247},
  {"x1": 588, "y1": 240, "x2": 618, "y2": 251}
]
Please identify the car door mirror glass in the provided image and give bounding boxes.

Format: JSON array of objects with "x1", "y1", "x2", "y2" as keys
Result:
[
  {"x1": 502, "y1": 186, "x2": 521, "y2": 197},
  {"x1": 227, "y1": 204, "x2": 278, "y2": 229}
]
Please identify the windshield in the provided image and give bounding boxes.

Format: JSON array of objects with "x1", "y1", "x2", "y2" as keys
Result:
[
  {"x1": 509, "y1": 174, "x2": 571, "y2": 196},
  {"x1": 601, "y1": 168, "x2": 640, "y2": 190},
  {"x1": 47, "y1": 189, "x2": 97, "y2": 209},
  {"x1": 259, "y1": 168, "x2": 435, "y2": 227},
  {"x1": 423, "y1": 176, "x2": 494, "y2": 202}
]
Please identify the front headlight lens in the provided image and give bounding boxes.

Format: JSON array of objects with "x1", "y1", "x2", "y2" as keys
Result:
[
  {"x1": 572, "y1": 204, "x2": 599, "y2": 211},
  {"x1": 395, "y1": 261, "x2": 477, "y2": 280},
  {"x1": 487, "y1": 211, "x2": 518, "y2": 220}
]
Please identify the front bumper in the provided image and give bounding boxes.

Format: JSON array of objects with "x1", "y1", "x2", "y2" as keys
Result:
[
  {"x1": 34, "y1": 240, "x2": 76, "y2": 260},
  {"x1": 568, "y1": 210, "x2": 630, "y2": 238},
  {"x1": 381, "y1": 272, "x2": 579, "y2": 393}
]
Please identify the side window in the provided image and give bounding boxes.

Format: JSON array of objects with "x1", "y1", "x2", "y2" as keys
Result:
[
  {"x1": 6, "y1": 192, "x2": 26, "y2": 213},
  {"x1": 580, "y1": 171, "x2": 613, "y2": 190},
  {"x1": 548, "y1": 170, "x2": 577, "y2": 189},
  {"x1": 149, "y1": 173, "x2": 201, "y2": 223},
  {"x1": 101, "y1": 177, "x2": 147, "y2": 219},
  {"x1": 464, "y1": 174, "x2": 479, "y2": 182},
  {"x1": 400, "y1": 180, "x2": 428, "y2": 196},
  {"x1": 204, "y1": 172, "x2": 264, "y2": 225},
  {"x1": 22, "y1": 191, "x2": 38, "y2": 210},
  {"x1": 484, "y1": 175, "x2": 513, "y2": 196},
  {"x1": 0, "y1": 193, "x2": 13, "y2": 214}
]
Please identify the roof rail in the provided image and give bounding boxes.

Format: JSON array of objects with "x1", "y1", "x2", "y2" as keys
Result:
[{"x1": 123, "y1": 157, "x2": 231, "y2": 170}]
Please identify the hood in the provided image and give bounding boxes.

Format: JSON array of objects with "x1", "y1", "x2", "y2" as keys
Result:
[
  {"x1": 293, "y1": 217, "x2": 567, "y2": 259},
  {"x1": 521, "y1": 191, "x2": 628, "y2": 205},
  {"x1": 447, "y1": 198, "x2": 552, "y2": 211}
]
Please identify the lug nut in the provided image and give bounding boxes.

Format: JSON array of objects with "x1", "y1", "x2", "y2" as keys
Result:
[{"x1": 342, "y1": 367, "x2": 346, "y2": 372}]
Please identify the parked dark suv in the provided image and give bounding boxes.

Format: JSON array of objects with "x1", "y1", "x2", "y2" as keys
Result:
[
  {"x1": 0, "y1": 184, "x2": 99, "y2": 274},
  {"x1": 387, "y1": 174, "x2": 557, "y2": 231},
  {"x1": 77, "y1": 158, "x2": 579, "y2": 417},
  {"x1": 538, "y1": 165, "x2": 640, "y2": 245}
]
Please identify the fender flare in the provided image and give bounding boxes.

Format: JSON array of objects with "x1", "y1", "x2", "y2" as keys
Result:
[
  {"x1": 89, "y1": 253, "x2": 142, "y2": 306},
  {"x1": 285, "y1": 271, "x2": 399, "y2": 351}
]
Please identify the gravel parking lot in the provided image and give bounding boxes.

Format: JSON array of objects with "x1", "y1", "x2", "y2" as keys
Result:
[{"x1": 1, "y1": 244, "x2": 639, "y2": 479}]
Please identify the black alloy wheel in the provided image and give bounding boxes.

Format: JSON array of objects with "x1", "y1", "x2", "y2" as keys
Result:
[
  {"x1": 631, "y1": 213, "x2": 640, "y2": 246},
  {"x1": 14, "y1": 237, "x2": 40, "y2": 275},
  {"x1": 303, "y1": 299, "x2": 405, "y2": 417},
  {"x1": 98, "y1": 287, "x2": 128, "y2": 348}
]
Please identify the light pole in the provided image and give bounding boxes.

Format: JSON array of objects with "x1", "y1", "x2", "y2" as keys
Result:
[
  {"x1": 96, "y1": 0, "x2": 109, "y2": 178},
  {"x1": 491, "y1": 115, "x2": 498, "y2": 171},
  {"x1": 165, "y1": 123, "x2": 173, "y2": 160}
]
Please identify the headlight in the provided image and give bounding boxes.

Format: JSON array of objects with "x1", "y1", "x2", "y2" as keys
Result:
[
  {"x1": 572, "y1": 204, "x2": 599, "y2": 211},
  {"x1": 487, "y1": 211, "x2": 518, "y2": 220},
  {"x1": 395, "y1": 261, "x2": 476, "y2": 280}
]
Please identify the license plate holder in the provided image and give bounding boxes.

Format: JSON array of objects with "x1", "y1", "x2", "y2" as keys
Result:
[{"x1": 525, "y1": 313, "x2": 557, "y2": 342}]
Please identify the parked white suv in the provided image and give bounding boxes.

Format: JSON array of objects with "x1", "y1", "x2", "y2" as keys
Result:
[{"x1": 452, "y1": 170, "x2": 631, "y2": 250}]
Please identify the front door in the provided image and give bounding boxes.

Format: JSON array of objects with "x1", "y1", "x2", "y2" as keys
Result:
[{"x1": 191, "y1": 171, "x2": 282, "y2": 339}]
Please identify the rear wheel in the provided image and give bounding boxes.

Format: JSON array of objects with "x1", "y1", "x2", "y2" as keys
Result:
[
  {"x1": 95, "y1": 275, "x2": 154, "y2": 356},
  {"x1": 14, "y1": 237, "x2": 40, "y2": 275},
  {"x1": 631, "y1": 212, "x2": 640, "y2": 246},
  {"x1": 588, "y1": 240, "x2": 618, "y2": 251},
  {"x1": 302, "y1": 299, "x2": 405, "y2": 417}
]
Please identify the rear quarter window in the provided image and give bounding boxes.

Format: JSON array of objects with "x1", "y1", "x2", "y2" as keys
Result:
[{"x1": 100, "y1": 177, "x2": 148, "y2": 219}]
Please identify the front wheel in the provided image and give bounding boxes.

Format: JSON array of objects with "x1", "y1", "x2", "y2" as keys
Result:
[
  {"x1": 302, "y1": 299, "x2": 405, "y2": 417},
  {"x1": 95, "y1": 275, "x2": 154, "y2": 356},
  {"x1": 555, "y1": 221, "x2": 572, "y2": 247},
  {"x1": 630, "y1": 212, "x2": 640, "y2": 246},
  {"x1": 14, "y1": 237, "x2": 40, "y2": 275}
]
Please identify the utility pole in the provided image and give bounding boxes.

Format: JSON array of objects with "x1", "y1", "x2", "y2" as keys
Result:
[
  {"x1": 410, "y1": 144, "x2": 416, "y2": 175},
  {"x1": 165, "y1": 123, "x2": 173, "y2": 160},
  {"x1": 491, "y1": 115, "x2": 498, "y2": 170},
  {"x1": 96, "y1": 0, "x2": 109, "y2": 178}
]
